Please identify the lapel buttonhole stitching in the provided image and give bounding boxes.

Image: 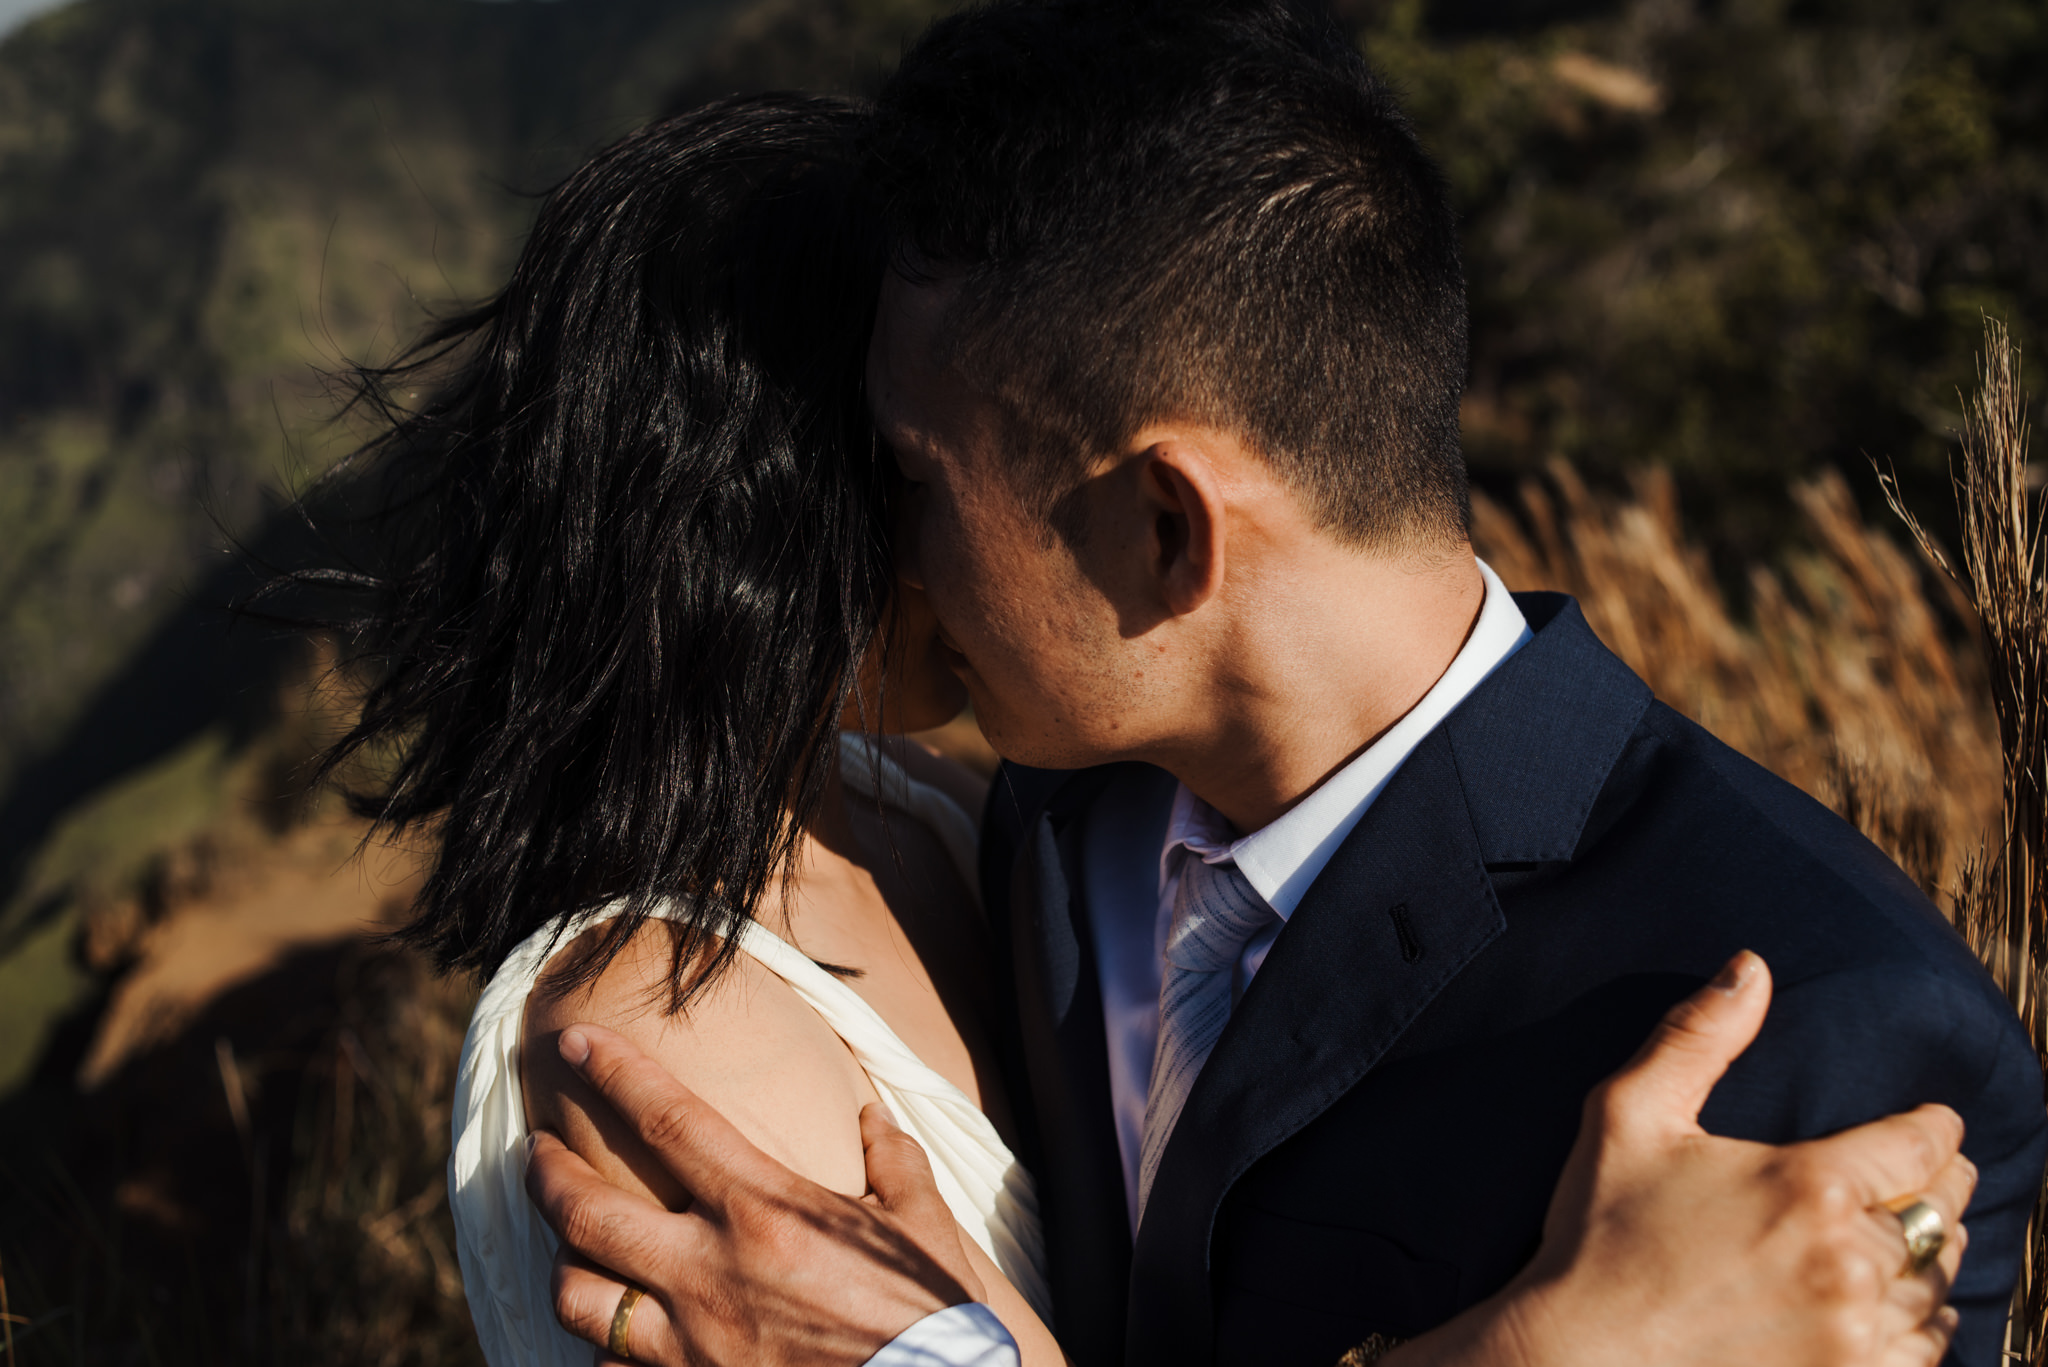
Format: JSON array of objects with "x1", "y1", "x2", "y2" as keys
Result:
[{"x1": 1388, "y1": 902, "x2": 1424, "y2": 963}]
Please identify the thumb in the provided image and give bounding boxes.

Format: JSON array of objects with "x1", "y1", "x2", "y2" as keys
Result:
[
  {"x1": 860, "y1": 1103, "x2": 946, "y2": 1220},
  {"x1": 1600, "y1": 950, "x2": 1773, "y2": 1142},
  {"x1": 858, "y1": 1103, "x2": 985, "y2": 1303}
]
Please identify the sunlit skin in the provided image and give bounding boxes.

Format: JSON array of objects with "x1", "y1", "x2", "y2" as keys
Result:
[
  {"x1": 867, "y1": 269, "x2": 1487, "y2": 833},
  {"x1": 519, "y1": 581, "x2": 1066, "y2": 1367}
]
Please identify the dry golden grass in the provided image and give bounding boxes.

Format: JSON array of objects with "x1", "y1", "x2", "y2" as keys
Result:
[
  {"x1": 265, "y1": 947, "x2": 482, "y2": 1367},
  {"x1": 1473, "y1": 460, "x2": 2001, "y2": 903},
  {"x1": 1885, "y1": 317, "x2": 2048, "y2": 1365},
  {"x1": 1478, "y1": 317, "x2": 2044, "y2": 1359}
]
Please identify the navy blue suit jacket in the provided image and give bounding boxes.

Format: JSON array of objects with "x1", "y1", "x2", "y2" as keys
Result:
[{"x1": 978, "y1": 593, "x2": 2045, "y2": 1367}]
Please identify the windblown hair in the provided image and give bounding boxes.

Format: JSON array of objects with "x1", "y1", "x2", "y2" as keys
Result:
[
  {"x1": 305, "y1": 94, "x2": 891, "y2": 1003},
  {"x1": 868, "y1": 0, "x2": 1471, "y2": 551}
]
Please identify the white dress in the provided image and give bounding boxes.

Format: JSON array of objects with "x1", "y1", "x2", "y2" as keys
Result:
[{"x1": 446, "y1": 735, "x2": 1051, "y2": 1367}]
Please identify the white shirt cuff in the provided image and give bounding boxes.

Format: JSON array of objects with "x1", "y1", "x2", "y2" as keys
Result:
[{"x1": 864, "y1": 1303, "x2": 1020, "y2": 1367}]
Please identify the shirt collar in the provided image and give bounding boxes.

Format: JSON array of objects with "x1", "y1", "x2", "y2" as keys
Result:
[{"x1": 1161, "y1": 559, "x2": 1533, "y2": 917}]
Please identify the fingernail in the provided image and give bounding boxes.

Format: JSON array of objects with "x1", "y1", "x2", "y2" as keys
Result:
[
  {"x1": 1711, "y1": 951, "x2": 1755, "y2": 994},
  {"x1": 559, "y1": 1029, "x2": 590, "y2": 1067},
  {"x1": 875, "y1": 1101, "x2": 899, "y2": 1128},
  {"x1": 523, "y1": 1132, "x2": 538, "y2": 1164}
]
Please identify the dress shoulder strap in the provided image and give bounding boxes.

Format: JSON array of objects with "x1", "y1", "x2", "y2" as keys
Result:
[{"x1": 728, "y1": 917, "x2": 979, "y2": 1105}]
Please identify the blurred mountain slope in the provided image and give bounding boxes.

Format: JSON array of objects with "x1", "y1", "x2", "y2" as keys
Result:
[
  {"x1": 0, "y1": 0, "x2": 749, "y2": 1090},
  {"x1": 0, "y1": 0, "x2": 741, "y2": 811}
]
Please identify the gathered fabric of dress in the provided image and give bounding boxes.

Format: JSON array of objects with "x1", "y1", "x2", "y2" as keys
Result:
[{"x1": 446, "y1": 734, "x2": 1051, "y2": 1367}]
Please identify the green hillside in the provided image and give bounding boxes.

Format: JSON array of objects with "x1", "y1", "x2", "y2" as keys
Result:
[
  {"x1": 0, "y1": 0, "x2": 755, "y2": 1085},
  {"x1": 0, "y1": 0, "x2": 747, "y2": 800}
]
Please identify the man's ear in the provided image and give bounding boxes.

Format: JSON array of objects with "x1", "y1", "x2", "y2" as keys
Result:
[{"x1": 1141, "y1": 442, "x2": 1226, "y2": 617}]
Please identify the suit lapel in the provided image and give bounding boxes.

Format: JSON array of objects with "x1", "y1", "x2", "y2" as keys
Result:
[
  {"x1": 1124, "y1": 726, "x2": 1505, "y2": 1362},
  {"x1": 1122, "y1": 593, "x2": 1653, "y2": 1363},
  {"x1": 1008, "y1": 762, "x2": 1171, "y2": 1366}
]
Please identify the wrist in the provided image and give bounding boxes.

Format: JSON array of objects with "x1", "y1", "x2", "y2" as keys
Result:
[
  {"x1": 1479, "y1": 1277, "x2": 1569, "y2": 1367},
  {"x1": 1481, "y1": 1255, "x2": 1660, "y2": 1367},
  {"x1": 1371, "y1": 1277, "x2": 1556, "y2": 1367}
]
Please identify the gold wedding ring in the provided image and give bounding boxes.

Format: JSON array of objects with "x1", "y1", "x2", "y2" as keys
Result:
[
  {"x1": 1887, "y1": 1197, "x2": 1948, "y2": 1277},
  {"x1": 608, "y1": 1284, "x2": 645, "y2": 1361}
]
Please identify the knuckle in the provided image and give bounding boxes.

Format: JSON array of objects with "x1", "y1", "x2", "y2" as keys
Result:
[
  {"x1": 1789, "y1": 1161, "x2": 1858, "y2": 1218},
  {"x1": 882, "y1": 1130, "x2": 933, "y2": 1169},
  {"x1": 559, "y1": 1201, "x2": 622, "y2": 1259},
  {"x1": 1803, "y1": 1253, "x2": 1849, "y2": 1304},
  {"x1": 551, "y1": 1267, "x2": 591, "y2": 1328},
  {"x1": 1818, "y1": 1302, "x2": 1873, "y2": 1359},
  {"x1": 1804, "y1": 1236, "x2": 1876, "y2": 1304},
  {"x1": 1660, "y1": 995, "x2": 1711, "y2": 1039},
  {"x1": 1892, "y1": 1270, "x2": 1938, "y2": 1318},
  {"x1": 641, "y1": 1098, "x2": 699, "y2": 1153},
  {"x1": 1846, "y1": 1311, "x2": 1881, "y2": 1360},
  {"x1": 579, "y1": 1044, "x2": 625, "y2": 1092},
  {"x1": 750, "y1": 1198, "x2": 818, "y2": 1264},
  {"x1": 1841, "y1": 1250, "x2": 1881, "y2": 1302},
  {"x1": 1582, "y1": 1078, "x2": 1628, "y2": 1131},
  {"x1": 1931, "y1": 1103, "x2": 1965, "y2": 1143}
]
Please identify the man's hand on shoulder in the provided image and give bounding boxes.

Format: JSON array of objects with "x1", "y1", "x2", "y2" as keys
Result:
[
  {"x1": 525, "y1": 1023, "x2": 987, "y2": 1367},
  {"x1": 1382, "y1": 952, "x2": 1971, "y2": 1367}
]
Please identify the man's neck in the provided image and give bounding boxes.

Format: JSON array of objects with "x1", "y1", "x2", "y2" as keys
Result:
[{"x1": 1157, "y1": 547, "x2": 1486, "y2": 835}]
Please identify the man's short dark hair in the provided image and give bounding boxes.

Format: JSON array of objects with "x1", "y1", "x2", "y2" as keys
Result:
[{"x1": 869, "y1": 0, "x2": 1471, "y2": 550}]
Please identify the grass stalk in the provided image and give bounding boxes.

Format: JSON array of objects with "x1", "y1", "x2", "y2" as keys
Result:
[
  {"x1": 1883, "y1": 316, "x2": 2048, "y2": 1364},
  {"x1": 2, "y1": 1251, "x2": 16, "y2": 1367}
]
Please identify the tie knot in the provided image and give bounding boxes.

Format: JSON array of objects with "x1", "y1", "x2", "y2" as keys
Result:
[{"x1": 1165, "y1": 853, "x2": 1276, "y2": 973}]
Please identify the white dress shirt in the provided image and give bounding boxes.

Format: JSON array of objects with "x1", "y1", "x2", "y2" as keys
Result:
[
  {"x1": 1090, "y1": 559, "x2": 1531, "y2": 1230},
  {"x1": 865, "y1": 559, "x2": 1530, "y2": 1363}
]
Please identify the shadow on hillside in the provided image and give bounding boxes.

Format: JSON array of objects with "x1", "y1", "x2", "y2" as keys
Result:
[
  {"x1": 0, "y1": 935, "x2": 479, "y2": 1366},
  {"x1": 0, "y1": 502, "x2": 356, "y2": 945}
]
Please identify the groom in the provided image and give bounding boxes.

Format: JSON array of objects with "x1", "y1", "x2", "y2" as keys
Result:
[{"x1": 533, "y1": 1, "x2": 2042, "y2": 1363}]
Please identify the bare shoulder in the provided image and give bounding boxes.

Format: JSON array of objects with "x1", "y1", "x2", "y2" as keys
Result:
[{"x1": 520, "y1": 916, "x2": 879, "y2": 1207}]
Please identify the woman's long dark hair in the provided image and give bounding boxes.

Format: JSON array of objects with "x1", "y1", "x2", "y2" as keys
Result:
[{"x1": 304, "y1": 94, "x2": 892, "y2": 1004}]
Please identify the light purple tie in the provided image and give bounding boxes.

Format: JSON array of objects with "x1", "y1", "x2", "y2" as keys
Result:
[{"x1": 1137, "y1": 851, "x2": 1277, "y2": 1219}]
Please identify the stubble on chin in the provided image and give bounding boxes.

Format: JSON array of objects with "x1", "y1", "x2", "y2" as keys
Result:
[{"x1": 976, "y1": 620, "x2": 1150, "y2": 772}]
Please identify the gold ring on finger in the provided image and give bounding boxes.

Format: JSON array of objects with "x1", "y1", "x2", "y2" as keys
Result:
[
  {"x1": 608, "y1": 1284, "x2": 644, "y2": 1361},
  {"x1": 1888, "y1": 1198, "x2": 1948, "y2": 1277}
]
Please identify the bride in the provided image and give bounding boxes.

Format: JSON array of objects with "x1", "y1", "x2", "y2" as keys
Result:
[{"x1": 315, "y1": 94, "x2": 1062, "y2": 1364}]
